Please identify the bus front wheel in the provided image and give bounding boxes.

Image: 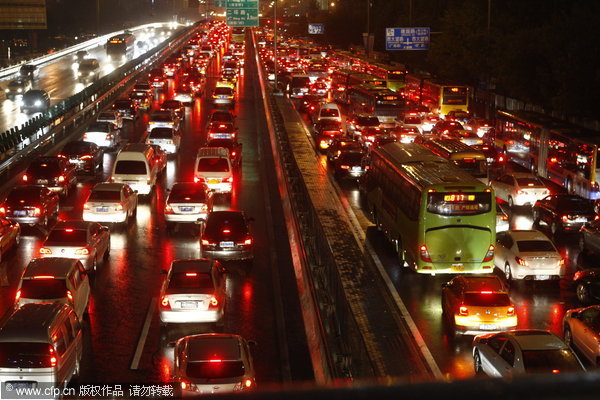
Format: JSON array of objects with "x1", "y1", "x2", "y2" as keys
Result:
[{"x1": 396, "y1": 237, "x2": 406, "y2": 267}]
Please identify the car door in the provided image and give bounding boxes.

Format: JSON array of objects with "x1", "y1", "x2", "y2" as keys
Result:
[
  {"x1": 491, "y1": 176, "x2": 507, "y2": 200},
  {"x1": 497, "y1": 339, "x2": 516, "y2": 377},
  {"x1": 578, "y1": 308, "x2": 600, "y2": 362},
  {"x1": 494, "y1": 232, "x2": 509, "y2": 268},
  {"x1": 479, "y1": 335, "x2": 508, "y2": 377}
]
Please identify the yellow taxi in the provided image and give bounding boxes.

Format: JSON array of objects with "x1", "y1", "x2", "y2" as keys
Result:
[
  {"x1": 216, "y1": 79, "x2": 236, "y2": 91},
  {"x1": 441, "y1": 275, "x2": 517, "y2": 335}
]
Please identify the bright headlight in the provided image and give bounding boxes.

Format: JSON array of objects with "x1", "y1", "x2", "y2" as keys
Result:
[
  {"x1": 17, "y1": 88, "x2": 22, "y2": 93},
  {"x1": 34, "y1": 100, "x2": 42, "y2": 106},
  {"x1": 4, "y1": 89, "x2": 8, "y2": 93}
]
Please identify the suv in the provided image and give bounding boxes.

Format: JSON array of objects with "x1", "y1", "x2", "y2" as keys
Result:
[
  {"x1": 22, "y1": 157, "x2": 77, "y2": 196},
  {"x1": 347, "y1": 114, "x2": 380, "y2": 139},
  {"x1": 20, "y1": 90, "x2": 50, "y2": 113},
  {"x1": 194, "y1": 148, "x2": 234, "y2": 194}
]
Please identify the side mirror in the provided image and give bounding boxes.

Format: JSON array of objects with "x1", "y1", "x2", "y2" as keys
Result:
[{"x1": 101, "y1": 226, "x2": 110, "y2": 232}]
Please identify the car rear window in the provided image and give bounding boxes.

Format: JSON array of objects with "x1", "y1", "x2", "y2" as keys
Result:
[
  {"x1": 463, "y1": 293, "x2": 511, "y2": 307},
  {"x1": 197, "y1": 158, "x2": 230, "y2": 172},
  {"x1": 169, "y1": 186, "x2": 207, "y2": 203},
  {"x1": 205, "y1": 213, "x2": 247, "y2": 236},
  {"x1": 214, "y1": 87, "x2": 233, "y2": 96},
  {"x1": 0, "y1": 343, "x2": 54, "y2": 368},
  {"x1": 114, "y1": 161, "x2": 147, "y2": 175},
  {"x1": 88, "y1": 190, "x2": 121, "y2": 202},
  {"x1": 62, "y1": 141, "x2": 94, "y2": 155},
  {"x1": 516, "y1": 178, "x2": 544, "y2": 187},
  {"x1": 210, "y1": 112, "x2": 234, "y2": 123},
  {"x1": 517, "y1": 240, "x2": 556, "y2": 252},
  {"x1": 356, "y1": 116, "x2": 380, "y2": 126},
  {"x1": 168, "y1": 272, "x2": 213, "y2": 290},
  {"x1": 20, "y1": 279, "x2": 68, "y2": 299},
  {"x1": 6, "y1": 188, "x2": 42, "y2": 204},
  {"x1": 149, "y1": 128, "x2": 175, "y2": 139},
  {"x1": 150, "y1": 113, "x2": 173, "y2": 123},
  {"x1": 28, "y1": 162, "x2": 60, "y2": 176},
  {"x1": 522, "y1": 350, "x2": 583, "y2": 373},
  {"x1": 46, "y1": 229, "x2": 87, "y2": 244},
  {"x1": 186, "y1": 360, "x2": 245, "y2": 379},
  {"x1": 320, "y1": 109, "x2": 339, "y2": 118}
]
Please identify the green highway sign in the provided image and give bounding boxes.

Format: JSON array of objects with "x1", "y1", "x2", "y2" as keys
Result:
[{"x1": 226, "y1": 0, "x2": 259, "y2": 27}]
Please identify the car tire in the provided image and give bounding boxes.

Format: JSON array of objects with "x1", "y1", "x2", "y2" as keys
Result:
[
  {"x1": 564, "y1": 325, "x2": 573, "y2": 347},
  {"x1": 504, "y1": 263, "x2": 513, "y2": 282},
  {"x1": 473, "y1": 349, "x2": 483, "y2": 374},
  {"x1": 576, "y1": 282, "x2": 591, "y2": 304},
  {"x1": 551, "y1": 220, "x2": 560, "y2": 235},
  {"x1": 396, "y1": 237, "x2": 405, "y2": 267}
]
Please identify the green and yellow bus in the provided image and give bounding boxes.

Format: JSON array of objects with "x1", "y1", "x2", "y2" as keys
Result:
[
  {"x1": 367, "y1": 62, "x2": 407, "y2": 92},
  {"x1": 364, "y1": 142, "x2": 496, "y2": 274}
]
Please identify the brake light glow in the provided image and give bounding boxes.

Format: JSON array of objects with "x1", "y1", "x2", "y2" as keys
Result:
[
  {"x1": 39, "y1": 248, "x2": 52, "y2": 255},
  {"x1": 507, "y1": 307, "x2": 515, "y2": 316},
  {"x1": 573, "y1": 271, "x2": 584, "y2": 281},
  {"x1": 223, "y1": 229, "x2": 231, "y2": 234},
  {"x1": 420, "y1": 245, "x2": 432, "y2": 262},
  {"x1": 15, "y1": 290, "x2": 21, "y2": 301},
  {"x1": 160, "y1": 296, "x2": 170, "y2": 308},
  {"x1": 58, "y1": 175, "x2": 65, "y2": 183},
  {"x1": 480, "y1": 291, "x2": 493, "y2": 294},
  {"x1": 559, "y1": 258, "x2": 565, "y2": 266},
  {"x1": 84, "y1": 203, "x2": 90, "y2": 210},
  {"x1": 201, "y1": 239, "x2": 210, "y2": 246},
  {"x1": 209, "y1": 297, "x2": 218, "y2": 307},
  {"x1": 0, "y1": 207, "x2": 5, "y2": 215},
  {"x1": 74, "y1": 248, "x2": 90, "y2": 255},
  {"x1": 185, "y1": 273, "x2": 197, "y2": 277},
  {"x1": 66, "y1": 290, "x2": 73, "y2": 302},
  {"x1": 222, "y1": 177, "x2": 233, "y2": 183},
  {"x1": 33, "y1": 207, "x2": 41, "y2": 216},
  {"x1": 80, "y1": 155, "x2": 92, "y2": 160},
  {"x1": 244, "y1": 379, "x2": 253, "y2": 388},
  {"x1": 33, "y1": 275, "x2": 54, "y2": 279},
  {"x1": 458, "y1": 306, "x2": 468, "y2": 316},
  {"x1": 115, "y1": 204, "x2": 123, "y2": 211},
  {"x1": 209, "y1": 359, "x2": 222, "y2": 363},
  {"x1": 515, "y1": 256, "x2": 528, "y2": 266},
  {"x1": 244, "y1": 238, "x2": 252, "y2": 245},
  {"x1": 65, "y1": 228, "x2": 73, "y2": 232},
  {"x1": 22, "y1": 174, "x2": 28, "y2": 182},
  {"x1": 340, "y1": 165, "x2": 350, "y2": 169},
  {"x1": 50, "y1": 356, "x2": 57, "y2": 367}
]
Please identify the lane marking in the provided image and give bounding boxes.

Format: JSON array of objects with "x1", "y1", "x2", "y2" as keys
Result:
[{"x1": 130, "y1": 296, "x2": 156, "y2": 370}]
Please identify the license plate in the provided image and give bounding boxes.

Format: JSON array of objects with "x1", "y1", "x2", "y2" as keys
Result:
[
  {"x1": 96, "y1": 207, "x2": 109, "y2": 212},
  {"x1": 208, "y1": 178, "x2": 220, "y2": 184},
  {"x1": 212, "y1": 133, "x2": 232, "y2": 139},
  {"x1": 180, "y1": 301, "x2": 198, "y2": 309},
  {"x1": 352, "y1": 166, "x2": 362, "y2": 171},
  {"x1": 37, "y1": 179, "x2": 48, "y2": 184},
  {"x1": 13, "y1": 210, "x2": 27, "y2": 216},
  {"x1": 71, "y1": 158, "x2": 83, "y2": 164},
  {"x1": 452, "y1": 264, "x2": 465, "y2": 271},
  {"x1": 179, "y1": 207, "x2": 194, "y2": 212},
  {"x1": 575, "y1": 218, "x2": 588, "y2": 223},
  {"x1": 479, "y1": 324, "x2": 498, "y2": 330},
  {"x1": 487, "y1": 157, "x2": 494, "y2": 163},
  {"x1": 535, "y1": 275, "x2": 550, "y2": 280},
  {"x1": 220, "y1": 241, "x2": 234, "y2": 248}
]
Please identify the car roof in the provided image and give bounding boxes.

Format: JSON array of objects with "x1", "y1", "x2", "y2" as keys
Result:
[
  {"x1": 91, "y1": 183, "x2": 126, "y2": 192},
  {"x1": 507, "y1": 229, "x2": 550, "y2": 241},
  {"x1": 456, "y1": 275, "x2": 506, "y2": 293},
  {"x1": 507, "y1": 330, "x2": 567, "y2": 350},
  {"x1": 184, "y1": 334, "x2": 243, "y2": 361},
  {"x1": 171, "y1": 259, "x2": 213, "y2": 274},
  {"x1": 0, "y1": 303, "x2": 70, "y2": 343},
  {"x1": 23, "y1": 258, "x2": 80, "y2": 279}
]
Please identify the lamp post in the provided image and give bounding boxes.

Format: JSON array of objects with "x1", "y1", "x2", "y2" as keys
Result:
[{"x1": 273, "y1": 0, "x2": 279, "y2": 92}]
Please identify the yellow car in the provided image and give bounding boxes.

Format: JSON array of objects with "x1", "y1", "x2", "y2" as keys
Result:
[{"x1": 441, "y1": 274, "x2": 517, "y2": 335}]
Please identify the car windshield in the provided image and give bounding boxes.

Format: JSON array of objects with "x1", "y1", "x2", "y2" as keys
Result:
[
  {"x1": 0, "y1": 343, "x2": 54, "y2": 368},
  {"x1": 114, "y1": 161, "x2": 147, "y2": 175},
  {"x1": 186, "y1": 360, "x2": 245, "y2": 379},
  {"x1": 522, "y1": 349, "x2": 583, "y2": 373},
  {"x1": 88, "y1": 190, "x2": 121, "y2": 202},
  {"x1": 46, "y1": 229, "x2": 87, "y2": 244},
  {"x1": 168, "y1": 272, "x2": 213, "y2": 290},
  {"x1": 149, "y1": 128, "x2": 175, "y2": 139},
  {"x1": 321, "y1": 109, "x2": 339, "y2": 117},
  {"x1": 463, "y1": 293, "x2": 511, "y2": 307},
  {"x1": 517, "y1": 240, "x2": 556, "y2": 252},
  {"x1": 197, "y1": 158, "x2": 230, "y2": 172},
  {"x1": 20, "y1": 279, "x2": 68, "y2": 299},
  {"x1": 517, "y1": 177, "x2": 544, "y2": 187},
  {"x1": 169, "y1": 185, "x2": 207, "y2": 203},
  {"x1": 62, "y1": 141, "x2": 94, "y2": 155}
]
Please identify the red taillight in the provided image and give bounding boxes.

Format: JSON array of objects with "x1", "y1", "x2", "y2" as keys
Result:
[
  {"x1": 80, "y1": 155, "x2": 92, "y2": 160},
  {"x1": 66, "y1": 290, "x2": 73, "y2": 303},
  {"x1": 574, "y1": 271, "x2": 584, "y2": 281},
  {"x1": 552, "y1": 369, "x2": 560, "y2": 374},
  {"x1": 39, "y1": 247, "x2": 52, "y2": 255},
  {"x1": 115, "y1": 204, "x2": 124, "y2": 211},
  {"x1": 194, "y1": 177, "x2": 204, "y2": 183},
  {"x1": 74, "y1": 248, "x2": 90, "y2": 255},
  {"x1": 340, "y1": 165, "x2": 350, "y2": 169},
  {"x1": 22, "y1": 174, "x2": 28, "y2": 182},
  {"x1": 201, "y1": 239, "x2": 210, "y2": 246},
  {"x1": 160, "y1": 296, "x2": 170, "y2": 309},
  {"x1": 83, "y1": 203, "x2": 90, "y2": 210},
  {"x1": 222, "y1": 177, "x2": 233, "y2": 183},
  {"x1": 458, "y1": 306, "x2": 468, "y2": 316},
  {"x1": 507, "y1": 306, "x2": 515, "y2": 316},
  {"x1": 209, "y1": 297, "x2": 218, "y2": 307},
  {"x1": 165, "y1": 204, "x2": 173, "y2": 214},
  {"x1": 550, "y1": 157, "x2": 558, "y2": 163},
  {"x1": 244, "y1": 379, "x2": 253, "y2": 388},
  {"x1": 58, "y1": 175, "x2": 65, "y2": 183},
  {"x1": 515, "y1": 256, "x2": 528, "y2": 266},
  {"x1": 33, "y1": 207, "x2": 41, "y2": 216},
  {"x1": 15, "y1": 290, "x2": 21, "y2": 301},
  {"x1": 483, "y1": 245, "x2": 495, "y2": 262},
  {"x1": 480, "y1": 290, "x2": 493, "y2": 294},
  {"x1": 0, "y1": 207, "x2": 5, "y2": 215},
  {"x1": 244, "y1": 238, "x2": 252, "y2": 245},
  {"x1": 105, "y1": 134, "x2": 111, "y2": 140},
  {"x1": 562, "y1": 215, "x2": 569, "y2": 223},
  {"x1": 50, "y1": 356, "x2": 57, "y2": 367},
  {"x1": 420, "y1": 245, "x2": 432, "y2": 262},
  {"x1": 559, "y1": 258, "x2": 565, "y2": 266}
]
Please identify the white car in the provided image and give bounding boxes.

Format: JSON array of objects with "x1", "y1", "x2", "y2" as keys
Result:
[
  {"x1": 473, "y1": 330, "x2": 585, "y2": 377},
  {"x1": 495, "y1": 230, "x2": 564, "y2": 281},
  {"x1": 490, "y1": 173, "x2": 550, "y2": 207},
  {"x1": 96, "y1": 110, "x2": 123, "y2": 129},
  {"x1": 39, "y1": 221, "x2": 111, "y2": 271},
  {"x1": 174, "y1": 334, "x2": 256, "y2": 395},
  {"x1": 83, "y1": 183, "x2": 138, "y2": 225},
  {"x1": 165, "y1": 182, "x2": 213, "y2": 229},
  {"x1": 16, "y1": 258, "x2": 90, "y2": 321},
  {"x1": 159, "y1": 259, "x2": 226, "y2": 326},
  {"x1": 396, "y1": 114, "x2": 423, "y2": 134},
  {"x1": 146, "y1": 127, "x2": 181, "y2": 155},
  {"x1": 83, "y1": 121, "x2": 119, "y2": 149},
  {"x1": 496, "y1": 203, "x2": 509, "y2": 233}
]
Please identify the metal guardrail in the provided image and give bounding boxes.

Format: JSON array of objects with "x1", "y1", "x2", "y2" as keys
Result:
[
  {"x1": 0, "y1": 22, "x2": 170, "y2": 81},
  {"x1": 0, "y1": 22, "x2": 202, "y2": 183}
]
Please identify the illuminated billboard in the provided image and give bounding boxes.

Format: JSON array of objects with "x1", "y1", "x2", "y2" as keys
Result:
[{"x1": 0, "y1": 0, "x2": 47, "y2": 30}]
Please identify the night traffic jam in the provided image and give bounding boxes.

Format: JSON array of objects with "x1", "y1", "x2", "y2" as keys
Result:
[{"x1": 0, "y1": 1, "x2": 598, "y2": 398}]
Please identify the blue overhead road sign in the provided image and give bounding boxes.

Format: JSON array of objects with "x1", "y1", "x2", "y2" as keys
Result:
[{"x1": 386, "y1": 27, "x2": 430, "y2": 50}]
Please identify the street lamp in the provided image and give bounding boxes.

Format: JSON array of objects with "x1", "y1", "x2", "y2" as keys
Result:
[{"x1": 273, "y1": 0, "x2": 279, "y2": 92}]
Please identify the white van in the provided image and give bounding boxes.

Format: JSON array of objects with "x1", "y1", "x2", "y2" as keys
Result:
[
  {"x1": 0, "y1": 303, "x2": 82, "y2": 387},
  {"x1": 194, "y1": 147, "x2": 233, "y2": 194},
  {"x1": 110, "y1": 143, "x2": 159, "y2": 195},
  {"x1": 16, "y1": 258, "x2": 91, "y2": 321},
  {"x1": 315, "y1": 102, "x2": 341, "y2": 123}
]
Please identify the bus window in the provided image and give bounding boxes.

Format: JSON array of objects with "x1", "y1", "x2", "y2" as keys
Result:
[{"x1": 427, "y1": 192, "x2": 492, "y2": 216}]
